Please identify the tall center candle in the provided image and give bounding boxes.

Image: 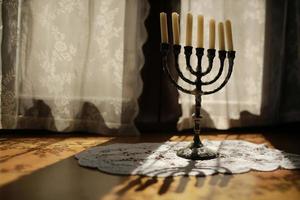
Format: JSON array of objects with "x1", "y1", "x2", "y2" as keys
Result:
[{"x1": 197, "y1": 15, "x2": 204, "y2": 48}]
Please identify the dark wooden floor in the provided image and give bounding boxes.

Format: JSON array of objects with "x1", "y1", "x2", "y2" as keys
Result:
[{"x1": 0, "y1": 130, "x2": 299, "y2": 200}]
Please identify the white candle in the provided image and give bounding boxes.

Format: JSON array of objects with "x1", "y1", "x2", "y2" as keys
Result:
[
  {"x1": 225, "y1": 20, "x2": 234, "y2": 50},
  {"x1": 209, "y1": 19, "x2": 215, "y2": 49},
  {"x1": 197, "y1": 15, "x2": 204, "y2": 48},
  {"x1": 218, "y1": 22, "x2": 225, "y2": 50},
  {"x1": 186, "y1": 13, "x2": 193, "y2": 46},
  {"x1": 160, "y1": 12, "x2": 168, "y2": 43},
  {"x1": 172, "y1": 12, "x2": 180, "y2": 45}
]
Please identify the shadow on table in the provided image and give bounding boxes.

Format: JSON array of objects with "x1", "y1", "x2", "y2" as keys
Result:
[
  {"x1": 0, "y1": 156, "x2": 127, "y2": 200},
  {"x1": 115, "y1": 166, "x2": 233, "y2": 196},
  {"x1": 0, "y1": 133, "x2": 172, "y2": 200},
  {"x1": 262, "y1": 125, "x2": 300, "y2": 154},
  {"x1": 114, "y1": 138, "x2": 234, "y2": 196},
  {"x1": 0, "y1": 133, "x2": 236, "y2": 199}
]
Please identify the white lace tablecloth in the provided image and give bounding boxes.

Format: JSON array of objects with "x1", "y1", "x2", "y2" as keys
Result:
[{"x1": 75, "y1": 140, "x2": 300, "y2": 177}]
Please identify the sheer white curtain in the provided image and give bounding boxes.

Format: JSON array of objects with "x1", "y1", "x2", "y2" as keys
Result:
[
  {"x1": 178, "y1": 0, "x2": 266, "y2": 129},
  {"x1": 1, "y1": 0, "x2": 149, "y2": 135}
]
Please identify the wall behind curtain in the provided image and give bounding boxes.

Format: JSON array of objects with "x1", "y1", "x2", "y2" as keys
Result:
[{"x1": 1, "y1": 0, "x2": 149, "y2": 135}]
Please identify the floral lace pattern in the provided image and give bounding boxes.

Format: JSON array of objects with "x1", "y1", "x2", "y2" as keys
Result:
[
  {"x1": 1, "y1": 0, "x2": 149, "y2": 134},
  {"x1": 76, "y1": 141, "x2": 300, "y2": 177}
]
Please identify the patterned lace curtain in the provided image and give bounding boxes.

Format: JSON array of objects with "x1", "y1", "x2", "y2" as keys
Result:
[
  {"x1": 1, "y1": 0, "x2": 149, "y2": 135},
  {"x1": 178, "y1": 0, "x2": 266, "y2": 129}
]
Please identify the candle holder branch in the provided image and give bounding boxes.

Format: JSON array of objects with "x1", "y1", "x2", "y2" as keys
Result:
[{"x1": 160, "y1": 43, "x2": 236, "y2": 160}]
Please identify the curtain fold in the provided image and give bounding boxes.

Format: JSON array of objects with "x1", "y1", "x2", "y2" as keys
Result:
[
  {"x1": 262, "y1": 0, "x2": 300, "y2": 123},
  {"x1": 1, "y1": 0, "x2": 149, "y2": 135}
]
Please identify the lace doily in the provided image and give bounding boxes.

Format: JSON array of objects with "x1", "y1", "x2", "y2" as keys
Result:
[{"x1": 75, "y1": 140, "x2": 300, "y2": 177}]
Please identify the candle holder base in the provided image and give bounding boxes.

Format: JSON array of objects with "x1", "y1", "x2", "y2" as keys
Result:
[{"x1": 176, "y1": 142, "x2": 218, "y2": 160}]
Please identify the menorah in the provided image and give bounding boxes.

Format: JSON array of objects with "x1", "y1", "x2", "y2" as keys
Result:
[{"x1": 160, "y1": 12, "x2": 236, "y2": 160}]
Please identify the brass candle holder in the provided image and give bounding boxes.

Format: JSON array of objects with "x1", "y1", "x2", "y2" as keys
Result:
[{"x1": 160, "y1": 43, "x2": 236, "y2": 160}]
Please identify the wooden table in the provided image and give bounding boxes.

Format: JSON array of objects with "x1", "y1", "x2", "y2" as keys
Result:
[{"x1": 0, "y1": 131, "x2": 299, "y2": 200}]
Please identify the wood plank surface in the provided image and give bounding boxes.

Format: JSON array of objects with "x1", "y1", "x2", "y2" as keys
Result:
[{"x1": 0, "y1": 132, "x2": 299, "y2": 200}]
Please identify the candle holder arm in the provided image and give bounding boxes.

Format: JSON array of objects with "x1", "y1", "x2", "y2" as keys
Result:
[
  {"x1": 201, "y1": 49, "x2": 216, "y2": 76},
  {"x1": 161, "y1": 43, "x2": 195, "y2": 95},
  {"x1": 202, "y1": 51, "x2": 236, "y2": 95},
  {"x1": 184, "y1": 46, "x2": 198, "y2": 76},
  {"x1": 173, "y1": 45, "x2": 197, "y2": 85},
  {"x1": 201, "y1": 50, "x2": 226, "y2": 85}
]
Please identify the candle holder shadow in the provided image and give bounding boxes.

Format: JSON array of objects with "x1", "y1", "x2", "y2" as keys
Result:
[{"x1": 160, "y1": 43, "x2": 236, "y2": 160}]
